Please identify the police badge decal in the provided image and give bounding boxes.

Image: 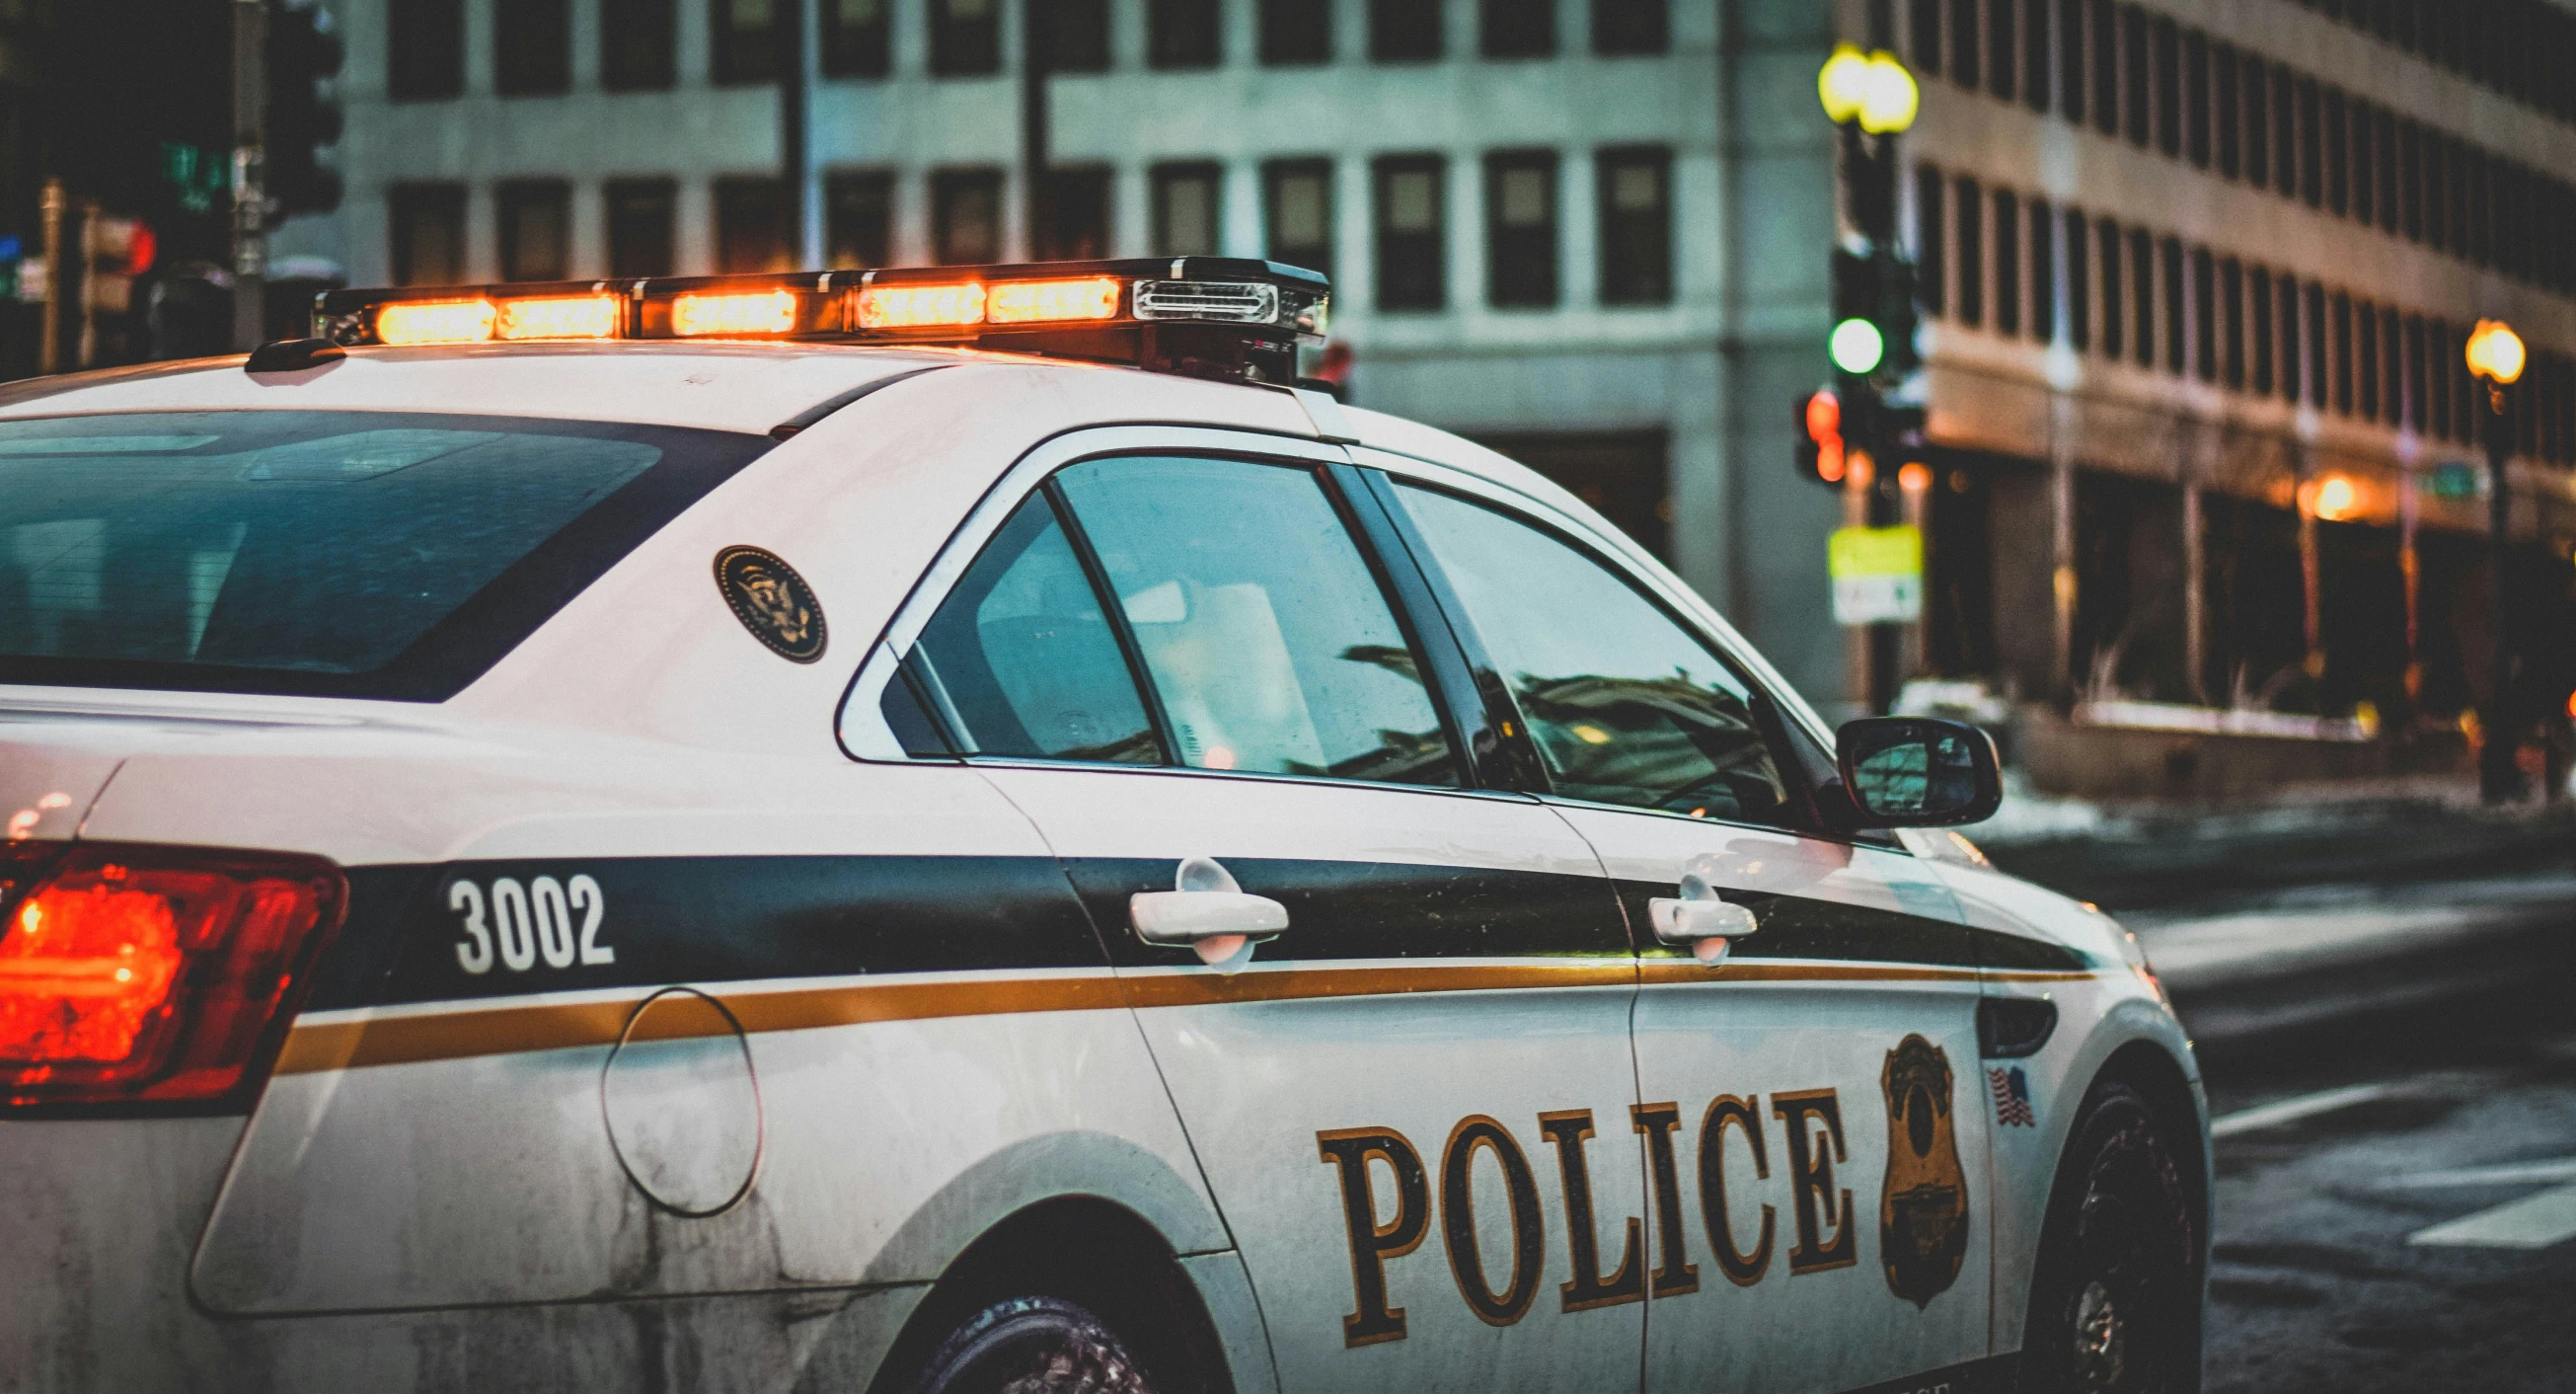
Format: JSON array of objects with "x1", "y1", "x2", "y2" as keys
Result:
[
  {"x1": 1879, "y1": 1034, "x2": 1969, "y2": 1308},
  {"x1": 715, "y1": 546, "x2": 828, "y2": 662}
]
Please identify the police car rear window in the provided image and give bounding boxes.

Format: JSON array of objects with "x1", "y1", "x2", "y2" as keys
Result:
[{"x1": 0, "y1": 411, "x2": 772, "y2": 700}]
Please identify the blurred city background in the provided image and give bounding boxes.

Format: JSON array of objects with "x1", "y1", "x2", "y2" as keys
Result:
[{"x1": 5, "y1": 1, "x2": 2576, "y2": 1383}]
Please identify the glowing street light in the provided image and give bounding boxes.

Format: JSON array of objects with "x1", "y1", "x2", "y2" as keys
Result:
[
  {"x1": 1818, "y1": 46, "x2": 1919, "y2": 134},
  {"x1": 1818, "y1": 44, "x2": 1872, "y2": 124},
  {"x1": 2462, "y1": 316, "x2": 2527, "y2": 803},
  {"x1": 2466, "y1": 318, "x2": 2526, "y2": 384}
]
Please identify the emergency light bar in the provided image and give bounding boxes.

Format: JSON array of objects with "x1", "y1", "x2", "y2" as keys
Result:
[{"x1": 314, "y1": 258, "x2": 1330, "y2": 385}]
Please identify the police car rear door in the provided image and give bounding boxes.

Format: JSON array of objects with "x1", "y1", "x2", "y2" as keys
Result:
[
  {"x1": 849, "y1": 432, "x2": 1648, "y2": 1394},
  {"x1": 1369, "y1": 464, "x2": 1997, "y2": 1394}
]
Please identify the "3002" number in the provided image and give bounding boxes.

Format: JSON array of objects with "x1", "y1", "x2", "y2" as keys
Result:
[{"x1": 450, "y1": 875, "x2": 613, "y2": 974}]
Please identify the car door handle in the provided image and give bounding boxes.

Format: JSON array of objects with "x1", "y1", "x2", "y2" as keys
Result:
[
  {"x1": 1648, "y1": 875, "x2": 1757, "y2": 966},
  {"x1": 1131, "y1": 856, "x2": 1288, "y2": 970}
]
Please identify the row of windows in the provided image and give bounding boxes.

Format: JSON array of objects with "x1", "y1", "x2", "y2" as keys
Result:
[
  {"x1": 389, "y1": 0, "x2": 1672, "y2": 99},
  {"x1": 1918, "y1": 163, "x2": 2576, "y2": 466},
  {"x1": 1909, "y1": 0, "x2": 2576, "y2": 301},
  {"x1": 385, "y1": 147, "x2": 1676, "y2": 310},
  {"x1": 2282, "y1": 0, "x2": 2576, "y2": 129}
]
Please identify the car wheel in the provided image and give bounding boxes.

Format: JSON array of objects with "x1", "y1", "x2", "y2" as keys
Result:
[
  {"x1": 908, "y1": 1295, "x2": 1159, "y2": 1394},
  {"x1": 2019, "y1": 1080, "x2": 2200, "y2": 1394}
]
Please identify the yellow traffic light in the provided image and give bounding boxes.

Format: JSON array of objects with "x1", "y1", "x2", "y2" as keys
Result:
[
  {"x1": 1818, "y1": 44, "x2": 1871, "y2": 124},
  {"x1": 1859, "y1": 51, "x2": 1921, "y2": 133},
  {"x1": 2465, "y1": 318, "x2": 2526, "y2": 384}
]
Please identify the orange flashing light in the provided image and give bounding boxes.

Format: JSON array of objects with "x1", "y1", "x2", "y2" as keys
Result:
[
  {"x1": 1816, "y1": 437, "x2": 1847, "y2": 484},
  {"x1": 987, "y1": 276, "x2": 1122, "y2": 324},
  {"x1": 495, "y1": 294, "x2": 622, "y2": 341},
  {"x1": 670, "y1": 289, "x2": 800, "y2": 337},
  {"x1": 857, "y1": 281, "x2": 988, "y2": 329},
  {"x1": 1898, "y1": 461, "x2": 1932, "y2": 494},
  {"x1": 375, "y1": 298, "x2": 496, "y2": 346}
]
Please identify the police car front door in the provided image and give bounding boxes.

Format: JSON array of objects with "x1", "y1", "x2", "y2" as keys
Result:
[
  {"x1": 884, "y1": 451, "x2": 1649, "y2": 1393},
  {"x1": 1386, "y1": 481, "x2": 1997, "y2": 1393}
]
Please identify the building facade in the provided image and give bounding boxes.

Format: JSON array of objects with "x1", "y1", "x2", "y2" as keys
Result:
[{"x1": 300, "y1": 0, "x2": 2576, "y2": 742}]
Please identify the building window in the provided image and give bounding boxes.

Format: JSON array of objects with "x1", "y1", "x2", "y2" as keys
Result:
[
  {"x1": 2220, "y1": 257, "x2": 2243, "y2": 389},
  {"x1": 1954, "y1": 175, "x2": 1984, "y2": 328},
  {"x1": 2151, "y1": 16, "x2": 2178, "y2": 157},
  {"x1": 2273, "y1": 63, "x2": 2298, "y2": 199},
  {"x1": 2190, "y1": 246, "x2": 2214, "y2": 382},
  {"x1": 2396, "y1": 119, "x2": 2420, "y2": 241},
  {"x1": 2297, "y1": 77, "x2": 2321, "y2": 207},
  {"x1": 497, "y1": 181, "x2": 570, "y2": 281},
  {"x1": 2381, "y1": 306, "x2": 2402, "y2": 426},
  {"x1": 1042, "y1": 168, "x2": 1111, "y2": 260},
  {"x1": 933, "y1": 169, "x2": 1004, "y2": 265},
  {"x1": 2095, "y1": 216, "x2": 2121, "y2": 357},
  {"x1": 1481, "y1": 0, "x2": 1554, "y2": 58},
  {"x1": 933, "y1": 0, "x2": 1002, "y2": 75},
  {"x1": 1047, "y1": 0, "x2": 1111, "y2": 71},
  {"x1": 388, "y1": 0, "x2": 464, "y2": 101},
  {"x1": 2249, "y1": 265, "x2": 2272, "y2": 394},
  {"x1": 2330, "y1": 291, "x2": 2353, "y2": 414},
  {"x1": 2241, "y1": 56, "x2": 2268, "y2": 188},
  {"x1": 2120, "y1": 5, "x2": 2147, "y2": 147},
  {"x1": 1153, "y1": 162, "x2": 1224, "y2": 257},
  {"x1": 2403, "y1": 314, "x2": 2426, "y2": 431},
  {"x1": 1910, "y1": 0, "x2": 1941, "y2": 76},
  {"x1": 824, "y1": 0, "x2": 892, "y2": 78},
  {"x1": 2375, "y1": 109, "x2": 2399, "y2": 235},
  {"x1": 2028, "y1": 197, "x2": 2053, "y2": 341},
  {"x1": 1372, "y1": 0, "x2": 1442, "y2": 59},
  {"x1": 606, "y1": 179, "x2": 675, "y2": 277},
  {"x1": 1264, "y1": 160, "x2": 1336, "y2": 278},
  {"x1": 1915, "y1": 166, "x2": 1946, "y2": 317},
  {"x1": 1486, "y1": 151, "x2": 1558, "y2": 308},
  {"x1": 1151, "y1": 0, "x2": 1222, "y2": 68},
  {"x1": 389, "y1": 184, "x2": 465, "y2": 284},
  {"x1": 2428, "y1": 320, "x2": 2454, "y2": 439},
  {"x1": 1375, "y1": 156, "x2": 1447, "y2": 311},
  {"x1": 496, "y1": 0, "x2": 570, "y2": 96},
  {"x1": 2064, "y1": 205, "x2": 2088, "y2": 348},
  {"x1": 2213, "y1": 41, "x2": 2238, "y2": 178},
  {"x1": 716, "y1": 178, "x2": 791, "y2": 273},
  {"x1": 2280, "y1": 275, "x2": 2303, "y2": 404},
  {"x1": 825, "y1": 171, "x2": 892, "y2": 269},
  {"x1": 2160, "y1": 237, "x2": 2183, "y2": 375},
  {"x1": 2057, "y1": 0, "x2": 2084, "y2": 121},
  {"x1": 2023, "y1": 0, "x2": 2048, "y2": 111},
  {"x1": 713, "y1": 0, "x2": 778, "y2": 84},
  {"x1": 2181, "y1": 29, "x2": 2207, "y2": 168},
  {"x1": 2303, "y1": 280, "x2": 2326, "y2": 409},
  {"x1": 1949, "y1": 0, "x2": 1979, "y2": 89},
  {"x1": 1993, "y1": 188, "x2": 2019, "y2": 336},
  {"x1": 1594, "y1": 0, "x2": 1666, "y2": 55},
  {"x1": 2130, "y1": 227, "x2": 2153, "y2": 368},
  {"x1": 2323, "y1": 88, "x2": 2349, "y2": 215},
  {"x1": 2088, "y1": 0, "x2": 2115, "y2": 136},
  {"x1": 1986, "y1": 0, "x2": 2014, "y2": 103},
  {"x1": 1260, "y1": 0, "x2": 1331, "y2": 64},
  {"x1": 602, "y1": 0, "x2": 676, "y2": 90}
]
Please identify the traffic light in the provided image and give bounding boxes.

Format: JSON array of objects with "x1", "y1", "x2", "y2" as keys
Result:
[
  {"x1": 1831, "y1": 245, "x2": 1921, "y2": 380},
  {"x1": 266, "y1": 2, "x2": 344, "y2": 220},
  {"x1": 1796, "y1": 387, "x2": 1848, "y2": 489}
]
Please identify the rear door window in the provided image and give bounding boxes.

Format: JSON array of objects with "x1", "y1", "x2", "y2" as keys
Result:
[{"x1": 0, "y1": 411, "x2": 772, "y2": 699}]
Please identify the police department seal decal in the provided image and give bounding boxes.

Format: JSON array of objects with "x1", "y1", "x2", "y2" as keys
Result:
[
  {"x1": 715, "y1": 546, "x2": 826, "y2": 662},
  {"x1": 1879, "y1": 1033, "x2": 1969, "y2": 1307}
]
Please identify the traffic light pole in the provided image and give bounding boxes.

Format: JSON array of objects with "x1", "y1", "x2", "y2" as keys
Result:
[
  {"x1": 2481, "y1": 383, "x2": 2524, "y2": 804},
  {"x1": 230, "y1": 0, "x2": 267, "y2": 350}
]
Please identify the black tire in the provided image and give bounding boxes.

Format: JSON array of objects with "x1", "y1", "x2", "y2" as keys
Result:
[
  {"x1": 2018, "y1": 1080, "x2": 2202, "y2": 1394},
  {"x1": 908, "y1": 1295, "x2": 1160, "y2": 1394}
]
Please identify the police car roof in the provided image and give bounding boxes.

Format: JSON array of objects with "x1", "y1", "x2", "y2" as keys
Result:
[{"x1": 0, "y1": 341, "x2": 966, "y2": 436}]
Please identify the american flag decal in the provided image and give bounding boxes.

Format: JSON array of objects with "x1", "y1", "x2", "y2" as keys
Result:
[{"x1": 1989, "y1": 1066, "x2": 2036, "y2": 1126}]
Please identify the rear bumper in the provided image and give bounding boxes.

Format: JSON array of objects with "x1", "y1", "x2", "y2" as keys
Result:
[{"x1": 0, "y1": 1115, "x2": 929, "y2": 1393}]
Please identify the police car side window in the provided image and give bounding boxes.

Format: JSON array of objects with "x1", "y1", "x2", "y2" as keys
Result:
[
  {"x1": 1394, "y1": 483, "x2": 1792, "y2": 824},
  {"x1": 1053, "y1": 455, "x2": 1459, "y2": 787},
  {"x1": 891, "y1": 491, "x2": 1163, "y2": 763}
]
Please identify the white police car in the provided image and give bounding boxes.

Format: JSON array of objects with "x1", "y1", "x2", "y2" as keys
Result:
[{"x1": 0, "y1": 260, "x2": 2205, "y2": 1394}]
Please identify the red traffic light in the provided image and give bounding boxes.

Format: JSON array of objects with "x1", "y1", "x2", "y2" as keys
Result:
[
  {"x1": 1804, "y1": 388, "x2": 1841, "y2": 442},
  {"x1": 1798, "y1": 388, "x2": 1847, "y2": 486}
]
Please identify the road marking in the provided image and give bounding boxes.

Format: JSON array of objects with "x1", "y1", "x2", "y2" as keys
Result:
[
  {"x1": 2409, "y1": 1183, "x2": 2576, "y2": 1250},
  {"x1": 2383, "y1": 1157, "x2": 2576, "y2": 1190},
  {"x1": 2210, "y1": 1082, "x2": 2396, "y2": 1138}
]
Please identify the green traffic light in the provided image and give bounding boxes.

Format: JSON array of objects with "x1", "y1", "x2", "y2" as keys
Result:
[{"x1": 1830, "y1": 318, "x2": 1885, "y2": 375}]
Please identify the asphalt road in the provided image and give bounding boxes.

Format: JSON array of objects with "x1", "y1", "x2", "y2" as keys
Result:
[{"x1": 2193, "y1": 971, "x2": 2576, "y2": 1392}]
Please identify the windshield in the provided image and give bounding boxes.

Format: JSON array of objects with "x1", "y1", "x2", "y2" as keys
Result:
[{"x1": 0, "y1": 411, "x2": 772, "y2": 699}]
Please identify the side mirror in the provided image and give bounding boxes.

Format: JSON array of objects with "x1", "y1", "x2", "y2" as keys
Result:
[{"x1": 1834, "y1": 717, "x2": 2003, "y2": 828}]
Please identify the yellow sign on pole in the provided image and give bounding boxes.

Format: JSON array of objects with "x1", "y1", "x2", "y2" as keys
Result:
[{"x1": 1828, "y1": 524, "x2": 1923, "y2": 625}]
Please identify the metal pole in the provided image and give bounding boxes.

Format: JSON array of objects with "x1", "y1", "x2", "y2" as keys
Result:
[
  {"x1": 2481, "y1": 382, "x2": 2523, "y2": 803},
  {"x1": 37, "y1": 178, "x2": 62, "y2": 374},
  {"x1": 232, "y1": 0, "x2": 268, "y2": 349},
  {"x1": 1021, "y1": 0, "x2": 1050, "y2": 260}
]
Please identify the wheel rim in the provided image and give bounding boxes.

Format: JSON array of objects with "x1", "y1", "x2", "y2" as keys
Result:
[{"x1": 2058, "y1": 1111, "x2": 2194, "y2": 1394}]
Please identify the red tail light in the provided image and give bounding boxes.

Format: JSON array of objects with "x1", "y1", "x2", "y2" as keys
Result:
[{"x1": 0, "y1": 843, "x2": 344, "y2": 1108}]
